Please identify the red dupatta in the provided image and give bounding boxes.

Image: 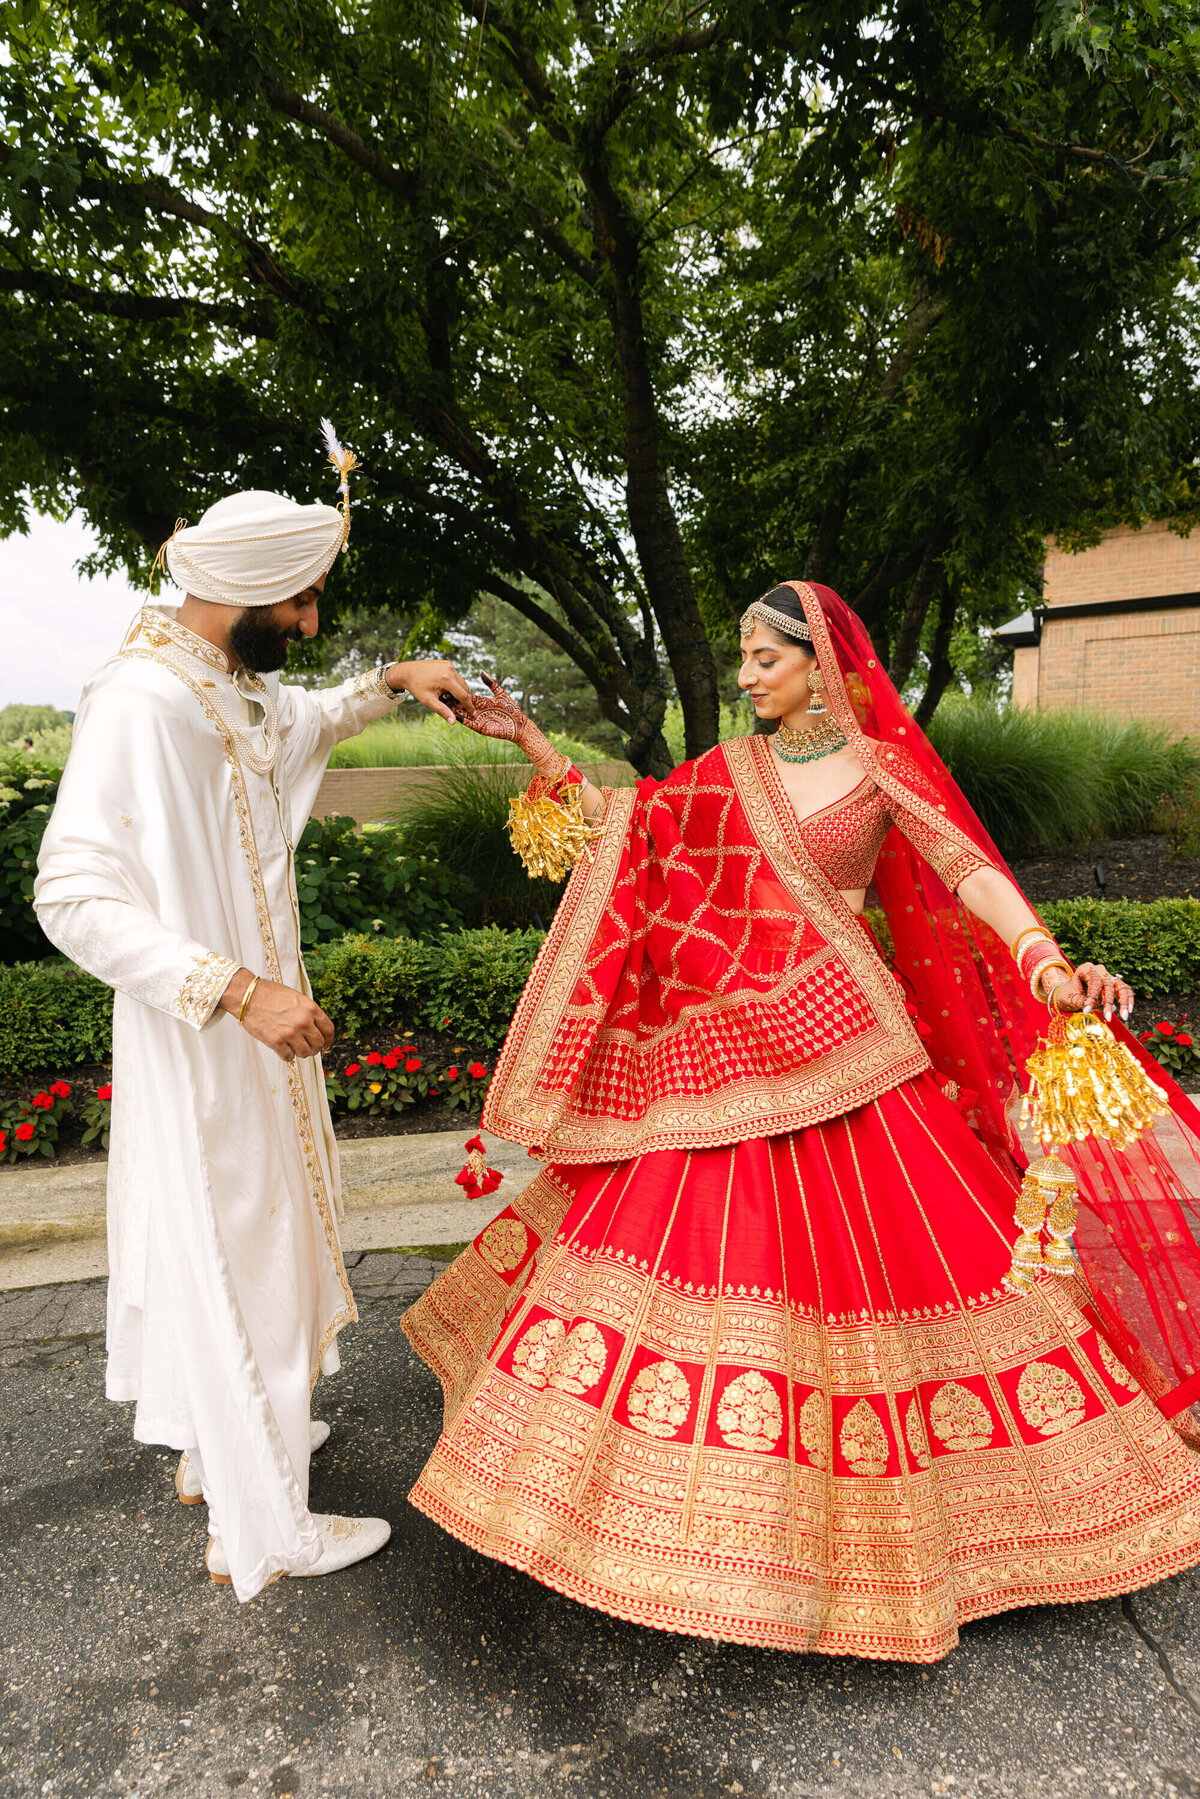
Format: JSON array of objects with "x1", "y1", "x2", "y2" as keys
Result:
[{"x1": 795, "y1": 581, "x2": 1200, "y2": 1425}]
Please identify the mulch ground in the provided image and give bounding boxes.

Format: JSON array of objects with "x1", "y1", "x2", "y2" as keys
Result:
[{"x1": 1007, "y1": 834, "x2": 1200, "y2": 905}]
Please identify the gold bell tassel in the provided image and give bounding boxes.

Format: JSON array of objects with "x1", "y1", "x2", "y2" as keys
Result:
[
  {"x1": 1003, "y1": 1156, "x2": 1078, "y2": 1294},
  {"x1": 507, "y1": 780, "x2": 602, "y2": 884},
  {"x1": 1021, "y1": 1008, "x2": 1169, "y2": 1154}
]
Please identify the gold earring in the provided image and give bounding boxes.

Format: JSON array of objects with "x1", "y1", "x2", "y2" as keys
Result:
[{"x1": 806, "y1": 667, "x2": 828, "y2": 717}]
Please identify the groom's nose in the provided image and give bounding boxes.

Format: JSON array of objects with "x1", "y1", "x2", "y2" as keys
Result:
[{"x1": 297, "y1": 606, "x2": 320, "y2": 638}]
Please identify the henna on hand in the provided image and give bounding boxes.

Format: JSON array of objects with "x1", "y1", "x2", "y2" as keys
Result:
[{"x1": 462, "y1": 677, "x2": 562, "y2": 777}]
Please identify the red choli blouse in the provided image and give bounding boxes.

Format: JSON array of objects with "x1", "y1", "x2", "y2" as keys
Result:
[{"x1": 794, "y1": 772, "x2": 993, "y2": 893}]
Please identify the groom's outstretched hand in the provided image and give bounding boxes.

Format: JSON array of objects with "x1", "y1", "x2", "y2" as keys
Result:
[
  {"x1": 220, "y1": 971, "x2": 335, "y2": 1063},
  {"x1": 385, "y1": 658, "x2": 475, "y2": 723}
]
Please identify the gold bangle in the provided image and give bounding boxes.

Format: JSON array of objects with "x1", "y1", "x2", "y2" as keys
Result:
[
  {"x1": 236, "y1": 974, "x2": 261, "y2": 1026},
  {"x1": 1031, "y1": 959, "x2": 1071, "y2": 1002},
  {"x1": 1011, "y1": 926, "x2": 1051, "y2": 963},
  {"x1": 1045, "y1": 975, "x2": 1073, "y2": 1013}
]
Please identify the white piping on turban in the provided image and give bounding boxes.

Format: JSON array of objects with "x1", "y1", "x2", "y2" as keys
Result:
[{"x1": 163, "y1": 489, "x2": 346, "y2": 609}]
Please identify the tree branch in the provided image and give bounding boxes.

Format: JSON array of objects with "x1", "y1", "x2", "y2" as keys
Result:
[{"x1": 0, "y1": 266, "x2": 276, "y2": 337}]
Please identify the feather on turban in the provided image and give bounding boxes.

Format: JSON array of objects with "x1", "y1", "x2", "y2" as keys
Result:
[{"x1": 163, "y1": 490, "x2": 346, "y2": 609}]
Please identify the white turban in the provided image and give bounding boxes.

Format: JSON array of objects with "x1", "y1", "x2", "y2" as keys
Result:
[{"x1": 163, "y1": 489, "x2": 346, "y2": 608}]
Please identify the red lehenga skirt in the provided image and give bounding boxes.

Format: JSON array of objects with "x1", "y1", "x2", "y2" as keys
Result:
[{"x1": 402, "y1": 1071, "x2": 1200, "y2": 1662}]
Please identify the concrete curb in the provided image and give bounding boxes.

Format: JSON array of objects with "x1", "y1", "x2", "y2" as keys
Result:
[{"x1": 0, "y1": 1129, "x2": 532, "y2": 1291}]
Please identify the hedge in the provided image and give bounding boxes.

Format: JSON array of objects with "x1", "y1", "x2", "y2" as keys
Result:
[{"x1": 3, "y1": 902, "x2": 1199, "y2": 1079}]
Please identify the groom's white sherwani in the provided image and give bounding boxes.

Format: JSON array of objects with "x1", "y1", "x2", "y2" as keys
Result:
[{"x1": 35, "y1": 605, "x2": 399, "y2": 1599}]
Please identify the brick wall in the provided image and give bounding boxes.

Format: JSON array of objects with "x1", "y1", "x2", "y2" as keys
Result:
[
  {"x1": 310, "y1": 761, "x2": 637, "y2": 824},
  {"x1": 1026, "y1": 525, "x2": 1200, "y2": 733},
  {"x1": 1044, "y1": 520, "x2": 1200, "y2": 607}
]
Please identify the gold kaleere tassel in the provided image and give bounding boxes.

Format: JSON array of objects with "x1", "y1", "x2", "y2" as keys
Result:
[
  {"x1": 507, "y1": 780, "x2": 602, "y2": 883},
  {"x1": 1003, "y1": 1156, "x2": 1078, "y2": 1294},
  {"x1": 1021, "y1": 1009, "x2": 1169, "y2": 1153}
]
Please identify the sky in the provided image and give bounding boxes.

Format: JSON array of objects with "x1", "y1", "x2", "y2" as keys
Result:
[{"x1": 0, "y1": 512, "x2": 145, "y2": 713}]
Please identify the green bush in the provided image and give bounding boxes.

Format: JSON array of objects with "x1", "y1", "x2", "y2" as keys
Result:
[
  {"x1": 307, "y1": 926, "x2": 544, "y2": 1046},
  {"x1": 928, "y1": 702, "x2": 1200, "y2": 857},
  {"x1": 394, "y1": 762, "x2": 567, "y2": 929},
  {"x1": 294, "y1": 815, "x2": 463, "y2": 945},
  {"x1": 0, "y1": 753, "x2": 61, "y2": 961},
  {"x1": 1040, "y1": 898, "x2": 1200, "y2": 999},
  {"x1": 0, "y1": 959, "x2": 115, "y2": 1074}
]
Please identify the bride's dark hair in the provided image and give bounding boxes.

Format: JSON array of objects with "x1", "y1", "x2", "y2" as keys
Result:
[{"x1": 754, "y1": 585, "x2": 815, "y2": 649}]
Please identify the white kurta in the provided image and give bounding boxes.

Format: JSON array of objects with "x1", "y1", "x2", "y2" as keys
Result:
[{"x1": 34, "y1": 606, "x2": 401, "y2": 1599}]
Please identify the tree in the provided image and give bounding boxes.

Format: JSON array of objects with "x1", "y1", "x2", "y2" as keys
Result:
[
  {"x1": 0, "y1": 702, "x2": 72, "y2": 742},
  {"x1": 1, "y1": 2, "x2": 1198, "y2": 770}
]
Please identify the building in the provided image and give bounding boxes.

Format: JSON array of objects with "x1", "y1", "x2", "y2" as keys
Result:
[{"x1": 996, "y1": 521, "x2": 1200, "y2": 735}]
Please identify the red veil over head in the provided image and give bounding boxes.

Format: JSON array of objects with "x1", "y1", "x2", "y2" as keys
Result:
[{"x1": 787, "y1": 581, "x2": 1200, "y2": 1425}]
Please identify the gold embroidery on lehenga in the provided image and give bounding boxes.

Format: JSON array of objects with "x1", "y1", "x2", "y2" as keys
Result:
[
  {"x1": 512, "y1": 1317, "x2": 566, "y2": 1386},
  {"x1": 550, "y1": 1321, "x2": 607, "y2": 1396},
  {"x1": 717, "y1": 1369, "x2": 784, "y2": 1452},
  {"x1": 1097, "y1": 1335, "x2": 1138, "y2": 1391},
  {"x1": 840, "y1": 1397, "x2": 889, "y2": 1476},
  {"x1": 798, "y1": 1388, "x2": 828, "y2": 1468},
  {"x1": 626, "y1": 1360, "x2": 692, "y2": 1438},
  {"x1": 929, "y1": 1380, "x2": 994, "y2": 1453},
  {"x1": 1017, "y1": 1360, "x2": 1086, "y2": 1436},
  {"x1": 479, "y1": 1215, "x2": 528, "y2": 1273},
  {"x1": 905, "y1": 1398, "x2": 932, "y2": 1467}
]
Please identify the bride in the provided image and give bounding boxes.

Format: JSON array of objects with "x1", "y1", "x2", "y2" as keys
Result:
[{"x1": 403, "y1": 579, "x2": 1200, "y2": 1662}]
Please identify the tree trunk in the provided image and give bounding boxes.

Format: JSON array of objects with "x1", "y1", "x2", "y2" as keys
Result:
[
  {"x1": 914, "y1": 582, "x2": 960, "y2": 729},
  {"x1": 582, "y1": 156, "x2": 718, "y2": 763},
  {"x1": 888, "y1": 530, "x2": 949, "y2": 694}
]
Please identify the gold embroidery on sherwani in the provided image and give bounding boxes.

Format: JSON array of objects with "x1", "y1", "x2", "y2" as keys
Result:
[
  {"x1": 121, "y1": 627, "x2": 356, "y2": 1376},
  {"x1": 479, "y1": 1215, "x2": 529, "y2": 1273},
  {"x1": 1098, "y1": 1335, "x2": 1138, "y2": 1390},
  {"x1": 929, "y1": 1381, "x2": 994, "y2": 1453},
  {"x1": 718, "y1": 1370, "x2": 785, "y2": 1453},
  {"x1": 1017, "y1": 1361, "x2": 1087, "y2": 1436},
  {"x1": 627, "y1": 1360, "x2": 693, "y2": 1438},
  {"x1": 177, "y1": 948, "x2": 239, "y2": 1027},
  {"x1": 905, "y1": 1398, "x2": 932, "y2": 1467}
]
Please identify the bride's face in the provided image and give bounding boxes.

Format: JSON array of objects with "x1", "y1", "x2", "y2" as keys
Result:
[{"x1": 737, "y1": 623, "x2": 817, "y2": 725}]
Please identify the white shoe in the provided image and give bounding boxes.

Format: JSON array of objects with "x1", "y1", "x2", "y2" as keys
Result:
[
  {"x1": 177, "y1": 1419, "x2": 331, "y2": 1505},
  {"x1": 205, "y1": 1512, "x2": 390, "y2": 1586}
]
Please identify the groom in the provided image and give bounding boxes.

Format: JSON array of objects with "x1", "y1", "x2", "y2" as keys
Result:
[{"x1": 34, "y1": 463, "x2": 473, "y2": 1599}]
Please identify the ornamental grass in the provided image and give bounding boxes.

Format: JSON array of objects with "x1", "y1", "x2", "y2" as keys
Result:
[{"x1": 928, "y1": 701, "x2": 1200, "y2": 858}]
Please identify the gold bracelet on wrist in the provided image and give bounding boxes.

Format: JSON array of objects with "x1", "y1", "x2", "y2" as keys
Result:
[
  {"x1": 236, "y1": 974, "x2": 261, "y2": 1027},
  {"x1": 1045, "y1": 975, "x2": 1073, "y2": 1013},
  {"x1": 1031, "y1": 959, "x2": 1072, "y2": 1003}
]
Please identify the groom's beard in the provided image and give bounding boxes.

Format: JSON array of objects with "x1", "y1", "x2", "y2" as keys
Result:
[{"x1": 228, "y1": 609, "x2": 303, "y2": 674}]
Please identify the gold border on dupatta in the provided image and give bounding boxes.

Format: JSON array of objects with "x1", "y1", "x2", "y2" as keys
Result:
[
  {"x1": 121, "y1": 632, "x2": 357, "y2": 1378},
  {"x1": 483, "y1": 751, "x2": 930, "y2": 1163}
]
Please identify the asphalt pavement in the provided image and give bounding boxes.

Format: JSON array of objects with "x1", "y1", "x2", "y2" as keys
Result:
[{"x1": 4, "y1": 1252, "x2": 1200, "y2": 1799}]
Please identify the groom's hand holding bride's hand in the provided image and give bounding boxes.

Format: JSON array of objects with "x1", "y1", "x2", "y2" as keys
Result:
[{"x1": 384, "y1": 658, "x2": 475, "y2": 723}]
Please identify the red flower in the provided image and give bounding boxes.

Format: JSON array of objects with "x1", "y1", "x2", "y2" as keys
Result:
[
  {"x1": 49, "y1": 1081, "x2": 71, "y2": 1099},
  {"x1": 367, "y1": 1051, "x2": 383, "y2": 1066},
  {"x1": 405, "y1": 1057, "x2": 422, "y2": 1073},
  {"x1": 15, "y1": 1122, "x2": 34, "y2": 1142},
  {"x1": 382, "y1": 1053, "x2": 399, "y2": 1070},
  {"x1": 0, "y1": 1131, "x2": 6, "y2": 1154},
  {"x1": 443, "y1": 1017, "x2": 451, "y2": 1026},
  {"x1": 96, "y1": 1084, "x2": 112, "y2": 1101},
  {"x1": 1179, "y1": 1034, "x2": 1194, "y2": 1048},
  {"x1": 344, "y1": 1063, "x2": 362, "y2": 1077},
  {"x1": 446, "y1": 1066, "x2": 459, "y2": 1081},
  {"x1": 1156, "y1": 1022, "x2": 1174, "y2": 1034},
  {"x1": 429, "y1": 1087, "x2": 439, "y2": 1097},
  {"x1": 468, "y1": 1062, "x2": 487, "y2": 1079},
  {"x1": 1139, "y1": 1031, "x2": 1153, "y2": 1042},
  {"x1": 31, "y1": 1092, "x2": 52, "y2": 1110}
]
